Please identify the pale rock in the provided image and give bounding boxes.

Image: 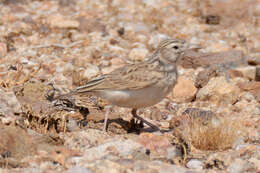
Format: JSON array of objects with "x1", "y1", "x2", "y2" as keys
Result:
[
  {"x1": 235, "y1": 66, "x2": 256, "y2": 80},
  {"x1": 109, "y1": 58, "x2": 125, "y2": 72},
  {"x1": 0, "y1": 90, "x2": 22, "y2": 116},
  {"x1": 166, "y1": 146, "x2": 182, "y2": 159},
  {"x1": 136, "y1": 34, "x2": 147, "y2": 43},
  {"x1": 83, "y1": 64, "x2": 100, "y2": 79},
  {"x1": 247, "y1": 54, "x2": 260, "y2": 65},
  {"x1": 143, "y1": 0, "x2": 163, "y2": 9},
  {"x1": 160, "y1": 121, "x2": 170, "y2": 129},
  {"x1": 83, "y1": 139, "x2": 144, "y2": 161},
  {"x1": 136, "y1": 160, "x2": 190, "y2": 173},
  {"x1": 239, "y1": 92, "x2": 255, "y2": 102},
  {"x1": 63, "y1": 63, "x2": 74, "y2": 73},
  {"x1": 128, "y1": 47, "x2": 148, "y2": 61},
  {"x1": 251, "y1": 3, "x2": 260, "y2": 16},
  {"x1": 132, "y1": 42, "x2": 146, "y2": 48},
  {"x1": 138, "y1": 133, "x2": 172, "y2": 154},
  {"x1": 227, "y1": 158, "x2": 251, "y2": 173},
  {"x1": 66, "y1": 167, "x2": 93, "y2": 173},
  {"x1": 186, "y1": 159, "x2": 204, "y2": 170},
  {"x1": 173, "y1": 76, "x2": 197, "y2": 103},
  {"x1": 53, "y1": 73, "x2": 69, "y2": 85},
  {"x1": 196, "y1": 76, "x2": 240, "y2": 104},
  {"x1": 124, "y1": 22, "x2": 149, "y2": 33},
  {"x1": 237, "y1": 81, "x2": 260, "y2": 102},
  {"x1": 135, "y1": 23, "x2": 149, "y2": 33},
  {"x1": 0, "y1": 42, "x2": 7, "y2": 57},
  {"x1": 108, "y1": 45, "x2": 126, "y2": 55},
  {"x1": 82, "y1": 160, "x2": 127, "y2": 173},
  {"x1": 71, "y1": 32, "x2": 86, "y2": 42},
  {"x1": 49, "y1": 15, "x2": 79, "y2": 29},
  {"x1": 66, "y1": 117, "x2": 80, "y2": 132},
  {"x1": 248, "y1": 158, "x2": 260, "y2": 170},
  {"x1": 20, "y1": 57, "x2": 30, "y2": 64},
  {"x1": 84, "y1": 46, "x2": 102, "y2": 60}
]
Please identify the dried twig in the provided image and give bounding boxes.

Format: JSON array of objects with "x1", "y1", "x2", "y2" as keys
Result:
[{"x1": 29, "y1": 40, "x2": 83, "y2": 49}]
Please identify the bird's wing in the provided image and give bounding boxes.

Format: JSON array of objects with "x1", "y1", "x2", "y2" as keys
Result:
[{"x1": 74, "y1": 62, "x2": 164, "y2": 93}]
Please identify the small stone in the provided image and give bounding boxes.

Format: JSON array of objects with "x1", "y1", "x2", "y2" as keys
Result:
[
  {"x1": 166, "y1": 146, "x2": 182, "y2": 160},
  {"x1": 256, "y1": 66, "x2": 260, "y2": 81},
  {"x1": 0, "y1": 89, "x2": 22, "y2": 116},
  {"x1": 247, "y1": 55, "x2": 260, "y2": 65},
  {"x1": 248, "y1": 158, "x2": 260, "y2": 171},
  {"x1": 0, "y1": 125, "x2": 37, "y2": 159},
  {"x1": 237, "y1": 81, "x2": 260, "y2": 102},
  {"x1": 181, "y1": 50, "x2": 246, "y2": 69},
  {"x1": 203, "y1": 15, "x2": 220, "y2": 25},
  {"x1": 235, "y1": 66, "x2": 256, "y2": 80},
  {"x1": 186, "y1": 159, "x2": 204, "y2": 170},
  {"x1": 83, "y1": 139, "x2": 144, "y2": 161},
  {"x1": 196, "y1": 76, "x2": 240, "y2": 104},
  {"x1": 228, "y1": 69, "x2": 244, "y2": 79},
  {"x1": 66, "y1": 117, "x2": 80, "y2": 132},
  {"x1": 59, "y1": 0, "x2": 76, "y2": 6},
  {"x1": 252, "y1": 3, "x2": 260, "y2": 16},
  {"x1": 128, "y1": 47, "x2": 148, "y2": 61},
  {"x1": 227, "y1": 158, "x2": 251, "y2": 173},
  {"x1": 79, "y1": 18, "x2": 106, "y2": 33},
  {"x1": 0, "y1": 42, "x2": 7, "y2": 57},
  {"x1": 160, "y1": 121, "x2": 170, "y2": 129},
  {"x1": 173, "y1": 76, "x2": 197, "y2": 103},
  {"x1": 195, "y1": 67, "x2": 218, "y2": 88},
  {"x1": 49, "y1": 15, "x2": 79, "y2": 29},
  {"x1": 138, "y1": 133, "x2": 172, "y2": 154},
  {"x1": 136, "y1": 34, "x2": 147, "y2": 43},
  {"x1": 82, "y1": 64, "x2": 100, "y2": 80},
  {"x1": 108, "y1": 45, "x2": 126, "y2": 55},
  {"x1": 66, "y1": 166, "x2": 93, "y2": 173}
]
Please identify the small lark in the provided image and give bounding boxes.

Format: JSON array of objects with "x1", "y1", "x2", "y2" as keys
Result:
[{"x1": 57, "y1": 39, "x2": 189, "y2": 131}]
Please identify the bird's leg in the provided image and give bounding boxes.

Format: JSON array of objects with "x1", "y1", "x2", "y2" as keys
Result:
[
  {"x1": 130, "y1": 109, "x2": 143, "y2": 129},
  {"x1": 103, "y1": 106, "x2": 112, "y2": 131},
  {"x1": 131, "y1": 109, "x2": 160, "y2": 131}
]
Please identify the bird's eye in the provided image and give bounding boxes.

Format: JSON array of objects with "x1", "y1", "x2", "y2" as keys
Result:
[{"x1": 172, "y1": 46, "x2": 179, "y2": 49}]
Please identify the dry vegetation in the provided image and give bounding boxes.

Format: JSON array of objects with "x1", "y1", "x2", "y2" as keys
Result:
[
  {"x1": 182, "y1": 117, "x2": 247, "y2": 151},
  {"x1": 0, "y1": 0, "x2": 259, "y2": 172}
]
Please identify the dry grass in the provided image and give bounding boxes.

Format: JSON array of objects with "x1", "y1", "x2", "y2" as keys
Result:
[{"x1": 178, "y1": 116, "x2": 247, "y2": 151}]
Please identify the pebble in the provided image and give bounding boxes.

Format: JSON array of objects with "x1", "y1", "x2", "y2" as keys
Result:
[
  {"x1": 0, "y1": 90, "x2": 22, "y2": 116},
  {"x1": 172, "y1": 76, "x2": 197, "y2": 103},
  {"x1": 235, "y1": 66, "x2": 256, "y2": 80},
  {"x1": 128, "y1": 47, "x2": 148, "y2": 61},
  {"x1": 0, "y1": 42, "x2": 7, "y2": 57},
  {"x1": 196, "y1": 76, "x2": 240, "y2": 104},
  {"x1": 49, "y1": 15, "x2": 79, "y2": 29},
  {"x1": 186, "y1": 159, "x2": 204, "y2": 170},
  {"x1": 166, "y1": 146, "x2": 182, "y2": 159},
  {"x1": 227, "y1": 158, "x2": 250, "y2": 173},
  {"x1": 66, "y1": 167, "x2": 93, "y2": 173},
  {"x1": 83, "y1": 64, "x2": 100, "y2": 79}
]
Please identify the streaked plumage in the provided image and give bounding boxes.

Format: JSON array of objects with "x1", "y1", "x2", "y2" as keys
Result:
[{"x1": 58, "y1": 39, "x2": 188, "y2": 131}]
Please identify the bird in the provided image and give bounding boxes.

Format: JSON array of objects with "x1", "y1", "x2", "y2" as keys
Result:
[{"x1": 55, "y1": 39, "x2": 189, "y2": 131}]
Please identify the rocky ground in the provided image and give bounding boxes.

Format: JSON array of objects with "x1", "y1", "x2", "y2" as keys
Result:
[{"x1": 0, "y1": 0, "x2": 260, "y2": 172}]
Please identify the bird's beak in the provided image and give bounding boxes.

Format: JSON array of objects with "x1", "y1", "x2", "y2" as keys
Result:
[{"x1": 187, "y1": 43, "x2": 202, "y2": 51}]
